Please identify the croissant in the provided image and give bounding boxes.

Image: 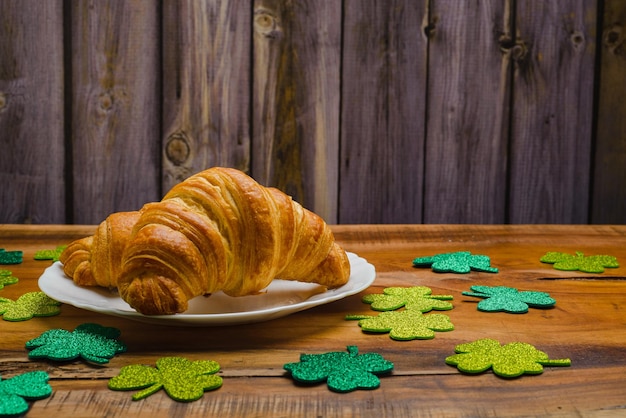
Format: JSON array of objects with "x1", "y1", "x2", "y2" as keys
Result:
[{"x1": 60, "y1": 167, "x2": 350, "y2": 315}]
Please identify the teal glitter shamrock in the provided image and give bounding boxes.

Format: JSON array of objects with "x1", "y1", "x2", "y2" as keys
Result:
[
  {"x1": 540, "y1": 251, "x2": 619, "y2": 273},
  {"x1": 26, "y1": 323, "x2": 127, "y2": 365},
  {"x1": 0, "y1": 270, "x2": 18, "y2": 290},
  {"x1": 413, "y1": 251, "x2": 498, "y2": 273},
  {"x1": 0, "y1": 249, "x2": 22, "y2": 265},
  {"x1": 346, "y1": 310, "x2": 454, "y2": 340},
  {"x1": 34, "y1": 245, "x2": 67, "y2": 262},
  {"x1": 0, "y1": 371, "x2": 52, "y2": 416},
  {"x1": 0, "y1": 292, "x2": 61, "y2": 321},
  {"x1": 462, "y1": 285, "x2": 555, "y2": 314},
  {"x1": 283, "y1": 346, "x2": 393, "y2": 393},
  {"x1": 445, "y1": 338, "x2": 571, "y2": 378},
  {"x1": 362, "y1": 286, "x2": 453, "y2": 312},
  {"x1": 109, "y1": 357, "x2": 223, "y2": 401}
]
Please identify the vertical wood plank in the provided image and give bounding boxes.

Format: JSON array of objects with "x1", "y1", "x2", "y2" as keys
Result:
[
  {"x1": 71, "y1": 0, "x2": 161, "y2": 224},
  {"x1": 423, "y1": 0, "x2": 511, "y2": 224},
  {"x1": 340, "y1": 0, "x2": 427, "y2": 224},
  {"x1": 0, "y1": 0, "x2": 65, "y2": 223},
  {"x1": 509, "y1": 0, "x2": 597, "y2": 223},
  {"x1": 252, "y1": 0, "x2": 341, "y2": 223},
  {"x1": 162, "y1": 0, "x2": 251, "y2": 192},
  {"x1": 592, "y1": 0, "x2": 626, "y2": 224}
]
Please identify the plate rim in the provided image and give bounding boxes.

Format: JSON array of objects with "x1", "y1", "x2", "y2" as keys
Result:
[{"x1": 38, "y1": 251, "x2": 375, "y2": 326}]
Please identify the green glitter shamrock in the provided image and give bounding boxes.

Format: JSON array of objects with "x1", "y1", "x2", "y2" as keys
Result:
[
  {"x1": 362, "y1": 286, "x2": 453, "y2": 312},
  {"x1": 346, "y1": 310, "x2": 454, "y2": 341},
  {"x1": 462, "y1": 285, "x2": 555, "y2": 314},
  {"x1": 0, "y1": 249, "x2": 22, "y2": 265},
  {"x1": 0, "y1": 270, "x2": 18, "y2": 290},
  {"x1": 26, "y1": 323, "x2": 127, "y2": 365},
  {"x1": 283, "y1": 346, "x2": 393, "y2": 393},
  {"x1": 540, "y1": 251, "x2": 619, "y2": 273},
  {"x1": 0, "y1": 292, "x2": 61, "y2": 321},
  {"x1": 445, "y1": 338, "x2": 571, "y2": 378},
  {"x1": 34, "y1": 245, "x2": 67, "y2": 262},
  {"x1": 109, "y1": 357, "x2": 223, "y2": 401},
  {"x1": 0, "y1": 371, "x2": 52, "y2": 416},
  {"x1": 413, "y1": 251, "x2": 498, "y2": 273}
]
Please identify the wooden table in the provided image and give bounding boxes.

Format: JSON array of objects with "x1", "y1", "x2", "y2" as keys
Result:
[{"x1": 1, "y1": 224, "x2": 625, "y2": 417}]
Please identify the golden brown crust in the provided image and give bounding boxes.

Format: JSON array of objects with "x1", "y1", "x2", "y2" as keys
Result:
[
  {"x1": 61, "y1": 167, "x2": 351, "y2": 315},
  {"x1": 59, "y1": 211, "x2": 141, "y2": 288}
]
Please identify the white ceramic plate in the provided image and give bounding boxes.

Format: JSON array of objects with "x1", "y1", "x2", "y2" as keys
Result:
[{"x1": 38, "y1": 252, "x2": 375, "y2": 326}]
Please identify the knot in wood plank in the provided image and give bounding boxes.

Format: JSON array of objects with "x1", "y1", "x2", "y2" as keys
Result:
[
  {"x1": 254, "y1": 9, "x2": 281, "y2": 39},
  {"x1": 603, "y1": 23, "x2": 623, "y2": 54},
  {"x1": 165, "y1": 132, "x2": 191, "y2": 166}
]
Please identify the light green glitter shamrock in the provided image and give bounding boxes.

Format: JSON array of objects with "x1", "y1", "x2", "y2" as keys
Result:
[
  {"x1": 362, "y1": 286, "x2": 453, "y2": 312},
  {"x1": 540, "y1": 251, "x2": 619, "y2": 273},
  {"x1": 283, "y1": 345, "x2": 393, "y2": 393},
  {"x1": 462, "y1": 285, "x2": 555, "y2": 314},
  {"x1": 346, "y1": 310, "x2": 454, "y2": 340},
  {"x1": 413, "y1": 251, "x2": 498, "y2": 273},
  {"x1": 0, "y1": 292, "x2": 61, "y2": 321},
  {"x1": 445, "y1": 338, "x2": 571, "y2": 378},
  {"x1": 34, "y1": 245, "x2": 67, "y2": 262},
  {"x1": 109, "y1": 357, "x2": 223, "y2": 401},
  {"x1": 0, "y1": 371, "x2": 52, "y2": 416},
  {"x1": 26, "y1": 323, "x2": 127, "y2": 365},
  {"x1": 0, "y1": 270, "x2": 19, "y2": 289}
]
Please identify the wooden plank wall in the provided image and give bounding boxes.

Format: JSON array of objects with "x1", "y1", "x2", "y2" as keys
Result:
[{"x1": 0, "y1": 0, "x2": 624, "y2": 226}]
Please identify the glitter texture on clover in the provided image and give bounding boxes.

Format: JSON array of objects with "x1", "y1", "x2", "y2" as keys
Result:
[
  {"x1": 283, "y1": 345, "x2": 393, "y2": 393},
  {"x1": 346, "y1": 310, "x2": 454, "y2": 341},
  {"x1": 462, "y1": 285, "x2": 556, "y2": 314},
  {"x1": 413, "y1": 251, "x2": 498, "y2": 273},
  {"x1": 445, "y1": 338, "x2": 571, "y2": 378},
  {"x1": 108, "y1": 356, "x2": 223, "y2": 402},
  {"x1": 540, "y1": 251, "x2": 619, "y2": 273},
  {"x1": 362, "y1": 286, "x2": 454, "y2": 312}
]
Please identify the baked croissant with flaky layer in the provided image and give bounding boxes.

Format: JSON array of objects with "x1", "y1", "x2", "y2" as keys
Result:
[{"x1": 59, "y1": 167, "x2": 350, "y2": 315}]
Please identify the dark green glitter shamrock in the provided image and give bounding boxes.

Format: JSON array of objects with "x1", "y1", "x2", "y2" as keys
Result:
[
  {"x1": 346, "y1": 310, "x2": 454, "y2": 340},
  {"x1": 362, "y1": 286, "x2": 453, "y2": 312},
  {"x1": 34, "y1": 245, "x2": 67, "y2": 262},
  {"x1": 0, "y1": 292, "x2": 61, "y2": 321},
  {"x1": 413, "y1": 251, "x2": 498, "y2": 273},
  {"x1": 0, "y1": 249, "x2": 22, "y2": 265},
  {"x1": 26, "y1": 323, "x2": 126, "y2": 365},
  {"x1": 462, "y1": 285, "x2": 555, "y2": 314},
  {"x1": 0, "y1": 371, "x2": 52, "y2": 416},
  {"x1": 283, "y1": 346, "x2": 393, "y2": 393},
  {"x1": 109, "y1": 357, "x2": 222, "y2": 401},
  {"x1": 540, "y1": 251, "x2": 619, "y2": 273},
  {"x1": 0, "y1": 270, "x2": 18, "y2": 290},
  {"x1": 445, "y1": 338, "x2": 571, "y2": 378}
]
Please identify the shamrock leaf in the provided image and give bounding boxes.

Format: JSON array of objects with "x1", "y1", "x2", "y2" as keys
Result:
[
  {"x1": 413, "y1": 251, "x2": 498, "y2": 273},
  {"x1": 0, "y1": 371, "x2": 52, "y2": 416},
  {"x1": 445, "y1": 338, "x2": 571, "y2": 378},
  {"x1": 0, "y1": 270, "x2": 19, "y2": 290},
  {"x1": 109, "y1": 357, "x2": 222, "y2": 401},
  {"x1": 26, "y1": 323, "x2": 126, "y2": 365},
  {"x1": 362, "y1": 286, "x2": 453, "y2": 312},
  {"x1": 540, "y1": 251, "x2": 619, "y2": 273},
  {"x1": 283, "y1": 346, "x2": 393, "y2": 393},
  {"x1": 34, "y1": 245, "x2": 67, "y2": 262},
  {"x1": 462, "y1": 285, "x2": 555, "y2": 314},
  {"x1": 346, "y1": 310, "x2": 454, "y2": 340},
  {"x1": 0, "y1": 292, "x2": 61, "y2": 321},
  {"x1": 0, "y1": 249, "x2": 22, "y2": 265}
]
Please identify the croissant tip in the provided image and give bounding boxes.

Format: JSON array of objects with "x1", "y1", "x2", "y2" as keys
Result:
[{"x1": 121, "y1": 274, "x2": 189, "y2": 315}]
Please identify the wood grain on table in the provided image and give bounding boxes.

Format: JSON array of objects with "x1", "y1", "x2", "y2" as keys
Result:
[{"x1": 1, "y1": 224, "x2": 625, "y2": 417}]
